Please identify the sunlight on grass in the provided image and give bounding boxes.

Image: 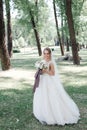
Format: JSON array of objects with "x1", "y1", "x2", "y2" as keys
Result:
[
  {"x1": 0, "y1": 47, "x2": 87, "y2": 130},
  {"x1": 0, "y1": 68, "x2": 35, "y2": 80},
  {"x1": 0, "y1": 68, "x2": 35, "y2": 90},
  {"x1": 58, "y1": 64, "x2": 87, "y2": 87}
]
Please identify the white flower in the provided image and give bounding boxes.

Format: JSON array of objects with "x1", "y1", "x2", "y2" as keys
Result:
[{"x1": 35, "y1": 61, "x2": 48, "y2": 70}]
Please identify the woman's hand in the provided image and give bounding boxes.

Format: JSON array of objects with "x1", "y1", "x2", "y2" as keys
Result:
[
  {"x1": 42, "y1": 63, "x2": 55, "y2": 76},
  {"x1": 42, "y1": 69, "x2": 47, "y2": 74}
]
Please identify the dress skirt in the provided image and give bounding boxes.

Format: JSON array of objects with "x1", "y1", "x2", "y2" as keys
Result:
[{"x1": 33, "y1": 73, "x2": 80, "y2": 125}]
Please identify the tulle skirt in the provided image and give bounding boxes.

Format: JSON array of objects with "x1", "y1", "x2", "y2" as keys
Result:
[{"x1": 33, "y1": 74, "x2": 80, "y2": 125}]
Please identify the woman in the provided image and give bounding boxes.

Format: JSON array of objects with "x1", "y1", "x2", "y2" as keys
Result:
[{"x1": 33, "y1": 47, "x2": 80, "y2": 125}]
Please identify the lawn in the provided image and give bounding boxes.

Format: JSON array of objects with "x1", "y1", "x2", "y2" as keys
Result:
[{"x1": 0, "y1": 47, "x2": 87, "y2": 130}]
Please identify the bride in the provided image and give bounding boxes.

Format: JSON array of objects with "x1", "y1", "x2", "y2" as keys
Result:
[{"x1": 33, "y1": 47, "x2": 80, "y2": 125}]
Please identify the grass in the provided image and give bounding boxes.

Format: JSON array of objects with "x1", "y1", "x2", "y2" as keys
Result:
[{"x1": 0, "y1": 47, "x2": 87, "y2": 130}]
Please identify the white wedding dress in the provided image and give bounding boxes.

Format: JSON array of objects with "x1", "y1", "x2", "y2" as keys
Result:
[{"x1": 33, "y1": 60, "x2": 80, "y2": 125}]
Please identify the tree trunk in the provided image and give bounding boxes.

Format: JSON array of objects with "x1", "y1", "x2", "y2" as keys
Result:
[
  {"x1": 64, "y1": 17, "x2": 70, "y2": 52},
  {"x1": 0, "y1": 0, "x2": 10, "y2": 70},
  {"x1": 65, "y1": 0, "x2": 80, "y2": 65},
  {"x1": 35, "y1": 0, "x2": 38, "y2": 24},
  {"x1": 5, "y1": 0, "x2": 13, "y2": 57},
  {"x1": 66, "y1": 37, "x2": 70, "y2": 51},
  {"x1": 29, "y1": 10, "x2": 42, "y2": 56},
  {"x1": 53, "y1": 0, "x2": 64, "y2": 56},
  {"x1": 61, "y1": 16, "x2": 65, "y2": 52}
]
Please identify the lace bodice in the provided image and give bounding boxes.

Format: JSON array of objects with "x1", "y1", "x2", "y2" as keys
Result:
[{"x1": 43, "y1": 60, "x2": 53, "y2": 71}]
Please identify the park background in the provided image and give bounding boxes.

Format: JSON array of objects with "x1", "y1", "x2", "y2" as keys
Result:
[{"x1": 0, "y1": 0, "x2": 87, "y2": 130}]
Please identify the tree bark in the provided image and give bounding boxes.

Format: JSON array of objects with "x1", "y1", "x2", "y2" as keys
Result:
[
  {"x1": 0, "y1": 0, "x2": 10, "y2": 70},
  {"x1": 35, "y1": 0, "x2": 38, "y2": 23},
  {"x1": 66, "y1": 37, "x2": 70, "y2": 51},
  {"x1": 29, "y1": 10, "x2": 42, "y2": 56},
  {"x1": 5, "y1": 0, "x2": 13, "y2": 57},
  {"x1": 65, "y1": 0, "x2": 80, "y2": 65},
  {"x1": 53, "y1": 0, "x2": 64, "y2": 56},
  {"x1": 61, "y1": 15, "x2": 65, "y2": 52}
]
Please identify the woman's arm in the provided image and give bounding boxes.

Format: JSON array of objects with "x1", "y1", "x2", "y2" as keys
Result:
[{"x1": 42, "y1": 63, "x2": 55, "y2": 76}]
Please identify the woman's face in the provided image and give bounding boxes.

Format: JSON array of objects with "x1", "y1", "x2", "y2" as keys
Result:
[{"x1": 43, "y1": 50, "x2": 51, "y2": 61}]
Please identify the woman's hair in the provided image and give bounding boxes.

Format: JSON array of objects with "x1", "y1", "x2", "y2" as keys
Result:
[
  {"x1": 43, "y1": 47, "x2": 51, "y2": 54},
  {"x1": 43, "y1": 47, "x2": 58, "y2": 74}
]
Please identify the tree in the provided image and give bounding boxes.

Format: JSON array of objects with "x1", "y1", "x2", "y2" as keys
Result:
[
  {"x1": 53, "y1": 0, "x2": 64, "y2": 56},
  {"x1": 65, "y1": 0, "x2": 80, "y2": 65},
  {"x1": 5, "y1": 0, "x2": 13, "y2": 57},
  {"x1": 0, "y1": 0, "x2": 10, "y2": 70},
  {"x1": 13, "y1": 0, "x2": 42, "y2": 56},
  {"x1": 29, "y1": 9, "x2": 42, "y2": 56}
]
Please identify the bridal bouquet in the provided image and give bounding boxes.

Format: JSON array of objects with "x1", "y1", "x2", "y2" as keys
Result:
[{"x1": 35, "y1": 60, "x2": 48, "y2": 70}]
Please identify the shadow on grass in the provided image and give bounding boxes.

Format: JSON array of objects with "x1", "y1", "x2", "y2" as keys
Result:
[
  {"x1": 56, "y1": 61, "x2": 73, "y2": 66},
  {"x1": 61, "y1": 71, "x2": 87, "y2": 80},
  {"x1": 56, "y1": 52, "x2": 87, "y2": 67},
  {"x1": 65, "y1": 85, "x2": 87, "y2": 130},
  {"x1": 0, "y1": 49, "x2": 87, "y2": 130},
  {"x1": 11, "y1": 58, "x2": 38, "y2": 70},
  {"x1": 80, "y1": 60, "x2": 87, "y2": 66},
  {"x1": 0, "y1": 77, "x2": 12, "y2": 82},
  {"x1": 0, "y1": 84, "x2": 87, "y2": 130},
  {"x1": 11, "y1": 52, "x2": 41, "y2": 70},
  {"x1": 0, "y1": 87, "x2": 34, "y2": 130}
]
